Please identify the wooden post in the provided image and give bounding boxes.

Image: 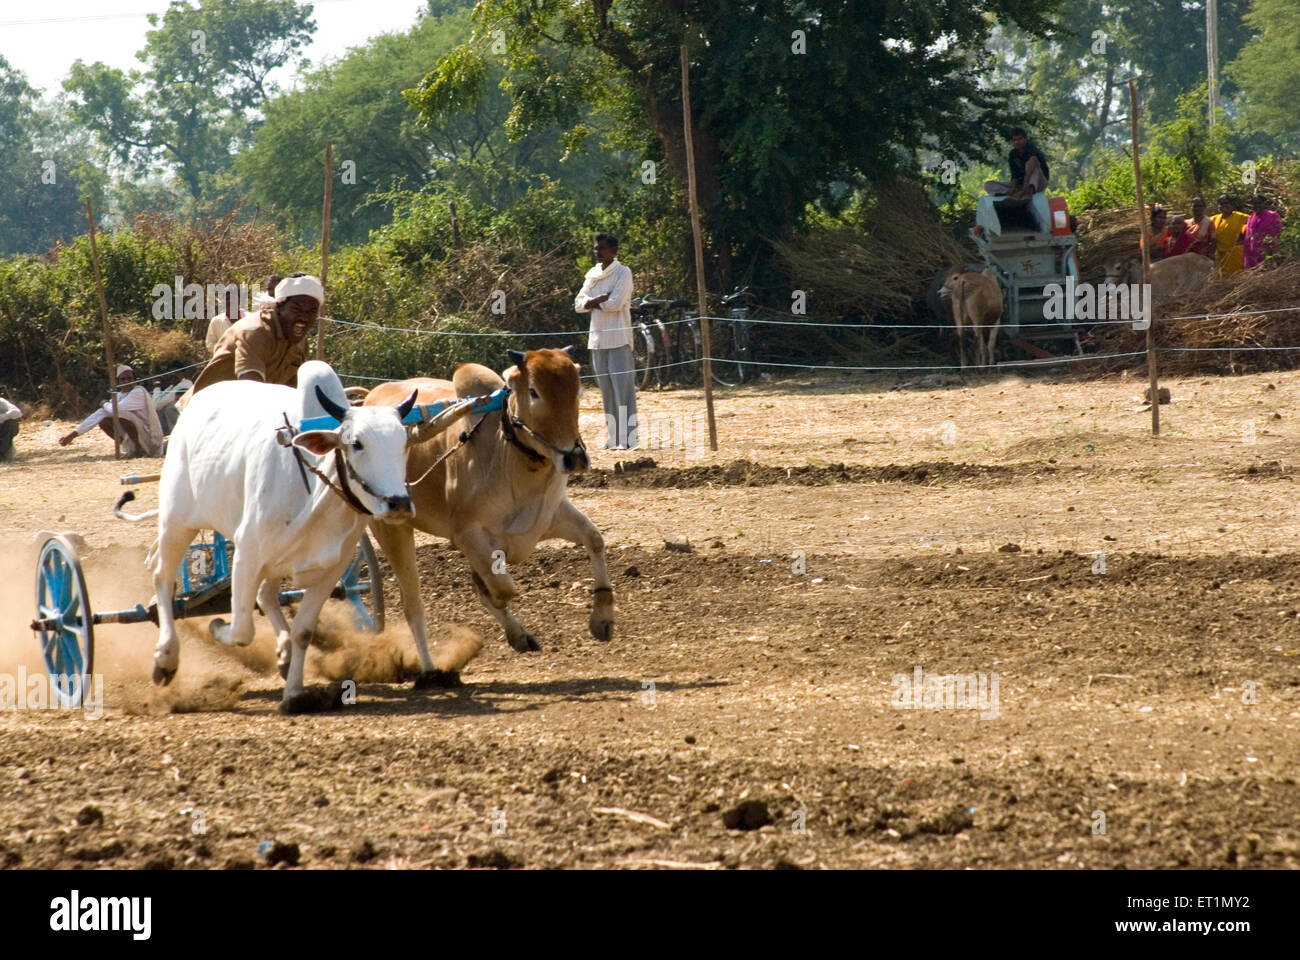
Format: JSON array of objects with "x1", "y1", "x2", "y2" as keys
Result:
[
  {"x1": 317, "y1": 139, "x2": 333, "y2": 360},
  {"x1": 680, "y1": 44, "x2": 718, "y2": 451},
  {"x1": 1128, "y1": 78, "x2": 1159, "y2": 436},
  {"x1": 85, "y1": 197, "x2": 121, "y2": 459}
]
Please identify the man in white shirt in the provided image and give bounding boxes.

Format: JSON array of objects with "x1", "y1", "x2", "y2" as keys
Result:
[
  {"x1": 58, "y1": 365, "x2": 164, "y2": 458},
  {"x1": 151, "y1": 367, "x2": 194, "y2": 435},
  {"x1": 205, "y1": 275, "x2": 280, "y2": 353},
  {"x1": 574, "y1": 233, "x2": 637, "y2": 448},
  {"x1": 0, "y1": 396, "x2": 20, "y2": 460}
]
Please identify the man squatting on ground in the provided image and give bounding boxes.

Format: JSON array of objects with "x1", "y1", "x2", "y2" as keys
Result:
[
  {"x1": 575, "y1": 232, "x2": 637, "y2": 449},
  {"x1": 58, "y1": 364, "x2": 165, "y2": 458}
]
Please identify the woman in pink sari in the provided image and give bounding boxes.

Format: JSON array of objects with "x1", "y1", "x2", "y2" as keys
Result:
[{"x1": 1242, "y1": 194, "x2": 1283, "y2": 269}]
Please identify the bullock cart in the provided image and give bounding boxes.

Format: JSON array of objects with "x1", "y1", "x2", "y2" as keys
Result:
[{"x1": 29, "y1": 387, "x2": 508, "y2": 707}]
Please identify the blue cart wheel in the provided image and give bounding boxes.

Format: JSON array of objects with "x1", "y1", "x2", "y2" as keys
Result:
[
  {"x1": 339, "y1": 533, "x2": 384, "y2": 632},
  {"x1": 34, "y1": 535, "x2": 94, "y2": 708}
]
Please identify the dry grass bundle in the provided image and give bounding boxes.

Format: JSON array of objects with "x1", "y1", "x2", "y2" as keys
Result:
[
  {"x1": 1087, "y1": 259, "x2": 1300, "y2": 373},
  {"x1": 435, "y1": 241, "x2": 575, "y2": 334},
  {"x1": 1075, "y1": 206, "x2": 1144, "y2": 283},
  {"x1": 130, "y1": 204, "x2": 279, "y2": 288},
  {"x1": 771, "y1": 178, "x2": 974, "y2": 322},
  {"x1": 115, "y1": 317, "x2": 205, "y2": 368}
]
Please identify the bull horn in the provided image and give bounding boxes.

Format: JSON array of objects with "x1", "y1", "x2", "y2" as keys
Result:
[
  {"x1": 560, "y1": 344, "x2": 576, "y2": 357},
  {"x1": 395, "y1": 388, "x2": 418, "y2": 421},
  {"x1": 507, "y1": 349, "x2": 526, "y2": 367},
  {"x1": 407, "y1": 396, "x2": 483, "y2": 445},
  {"x1": 315, "y1": 385, "x2": 350, "y2": 423}
]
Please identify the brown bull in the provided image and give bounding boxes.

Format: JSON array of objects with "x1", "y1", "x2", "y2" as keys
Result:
[
  {"x1": 363, "y1": 346, "x2": 613, "y2": 685},
  {"x1": 940, "y1": 266, "x2": 1004, "y2": 368}
]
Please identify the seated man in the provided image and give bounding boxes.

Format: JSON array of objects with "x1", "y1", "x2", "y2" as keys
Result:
[
  {"x1": 984, "y1": 126, "x2": 1051, "y2": 204},
  {"x1": 58, "y1": 364, "x2": 164, "y2": 458},
  {"x1": 188, "y1": 273, "x2": 323, "y2": 398},
  {"x1": 0, "y1": 396, "x2": 20, "y2": 460},
  {"x1": 151, "y1": 366, "x2": 194, "y2": 435}
]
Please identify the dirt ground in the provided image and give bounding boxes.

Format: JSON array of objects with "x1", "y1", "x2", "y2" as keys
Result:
[{"x1": 2, "y1": 367, "x2": 1299, "y2": 869}]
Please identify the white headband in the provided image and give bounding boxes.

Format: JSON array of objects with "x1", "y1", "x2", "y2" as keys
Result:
[
  {"x1": 116, "y1": 364, "x2": 133, "y2": 378},
  {"x1": 274, "y1": 275, "x2": 325, "y2": 305}
]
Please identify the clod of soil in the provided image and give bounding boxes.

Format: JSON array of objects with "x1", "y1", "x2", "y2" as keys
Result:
[
  {"x1": 262, "y1": 842, "x2": 300, "y2": 867},
  {"x1": 75, "y1": 805, "x2": 104, "y2": 827},
  {"x1": 722, "y1": 799, "x2": 772, "y2": 831},
  {"x1": 466, "y1": 849, "x2": 520, "y2": 869}
]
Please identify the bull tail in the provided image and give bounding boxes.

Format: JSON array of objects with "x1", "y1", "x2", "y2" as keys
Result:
[{"x1": 114, "y1": 490, "x2": 159, "y2": 523}]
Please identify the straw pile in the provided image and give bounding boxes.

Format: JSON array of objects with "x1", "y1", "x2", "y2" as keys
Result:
[
  {"x1": 771, "y1": 177, "x2": 974, "y2": 322},
  {"x1": 1085, "y1": 260, "x2": 1300, "y2": 373}
]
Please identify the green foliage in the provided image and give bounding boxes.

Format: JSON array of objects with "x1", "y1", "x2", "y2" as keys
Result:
[
  {"x1": 1067, "y1": 87, "x2": 1237, "y2": 210},
  {"x1": 0, "y1": 56, "x2": 103, "y2": 255},
  {"x1": 1227, "y1": 0, "x2": 1300, "y2": 152},
  {"x1": 63, "y1": 0, "x2": 315, "y2": 199},
  {"x1": 989, "y1": 0, "x2": 1255, "y2": 184},
  {"x1": 414, "y1": 0, "x2": 1063, "y2": 291}
]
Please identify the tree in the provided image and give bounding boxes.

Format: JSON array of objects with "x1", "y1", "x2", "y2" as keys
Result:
[
  {"x1": 0, "y1": 56, "x2": 103, "y2": 255},
  {"x1": 408, "y1": 0, "x2": 1062, "y2": 290},
  {"x1": 63, "y1": 0, "x2": 315, "y2": 200},
  {"x1": 990, "y1": 1, "x2": 1254, "y2": 185},
  {"x1": 1228, "y1": 0, "x2": 1300, "y2": 152}
]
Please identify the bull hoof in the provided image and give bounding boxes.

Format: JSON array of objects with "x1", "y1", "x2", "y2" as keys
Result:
[
  {"x1": 589, "y1": 617, "x2": 614, "y2": 643},
  {"x1": 507, "y1": 631, "x2": 541, "y2": 653},
  {"x1": 414, "y1": 669, "x2": 461, "y2": 689},
  {"x1": 277, "y1": 659, "x2": 290, "y2": 681},
  {"x1": 152, "y1": 663, "x2": 176, "y2": 686},
  {"x1": 279, "y1": 682, "x2": 345, "y2": 715}
]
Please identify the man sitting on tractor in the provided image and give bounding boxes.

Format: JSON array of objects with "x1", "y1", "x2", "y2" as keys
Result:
[{"x1": 984, "y1": 126, "x2": 1051, "y2": 205}]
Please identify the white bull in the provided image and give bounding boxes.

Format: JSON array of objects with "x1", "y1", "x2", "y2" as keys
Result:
[{"x1": 146, "y1": 362, "x2": 426, "y2": 712}]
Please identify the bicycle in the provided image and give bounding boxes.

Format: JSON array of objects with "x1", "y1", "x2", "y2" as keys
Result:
[{"x1": 711, "y1": 286, "x2": 756, "y2": 384}]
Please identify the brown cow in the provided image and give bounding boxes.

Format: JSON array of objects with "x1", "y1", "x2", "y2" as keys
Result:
[
  {"x1": 939, "y1": 266, "x2": 1004, "y2": 368},
  {"x1": 363, "y1": 347, "x2": 613, "y2": 686}
]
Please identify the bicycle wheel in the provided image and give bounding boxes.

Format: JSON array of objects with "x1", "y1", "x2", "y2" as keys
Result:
[
  {"x1": 632, "y1": 323, "x2": 657, "y2": 389},
  {"x1": 707, "y1": 317, "x2": 739, "y2": 386},
  {"x1": 677, "y1": 318, "x2": 701, "y2": 385}
]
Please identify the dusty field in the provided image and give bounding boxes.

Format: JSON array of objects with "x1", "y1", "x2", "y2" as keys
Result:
[{"x1": 2, "y1": 367, "x2": 1299, "y2": 870}]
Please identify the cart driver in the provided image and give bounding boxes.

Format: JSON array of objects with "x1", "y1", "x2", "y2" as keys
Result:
[{"x1": 186, "y1": 274, "x2": 323, "y2": 403}]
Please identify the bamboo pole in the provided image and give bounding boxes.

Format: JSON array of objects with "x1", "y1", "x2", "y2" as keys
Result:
[
  {"x1": 1128, "y1": 78, "x2": 1159, "y2": 436},
  {"x1": 317, "y1": 140, "x2": 333, "y2": 360},
  {"x1": 85, "y1": 197, "x2": 121, "y2": 459},
  {"x1": 680, "y1": 44, "x2": 718, "y2": 451}
]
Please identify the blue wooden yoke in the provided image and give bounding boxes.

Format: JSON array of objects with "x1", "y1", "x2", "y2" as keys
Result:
[{"x1": 297, "y1": 387, "x2": 509, "y2": 433}]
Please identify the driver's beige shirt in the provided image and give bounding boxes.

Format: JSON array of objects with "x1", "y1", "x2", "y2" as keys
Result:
[{"x1": 190, "y1": 308, "x2": 308, "y2": 395}]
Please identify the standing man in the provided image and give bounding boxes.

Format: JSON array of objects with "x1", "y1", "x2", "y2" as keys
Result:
[
  {"x1": 575, "y1": 233, "x2": 637, "y2": 449},
  {"x1": 983, "y1": 127, "x2": 1050, "y2": 203},
  {"x1": 204, "y1": 274, "x2": 281, "y2": 353},
  {"x1": 58, "y1": 365, "x2": 164, "y2": 458},
  {"x1": 189, "y1": 273, "x2": 322, "y2": 396},
  {"x1": 1211, "y1": 195, "x2": 1248, "y2": 276},
  {"x1": 1242, "y1": 194, "x2": 1283, "y2": 270}
]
